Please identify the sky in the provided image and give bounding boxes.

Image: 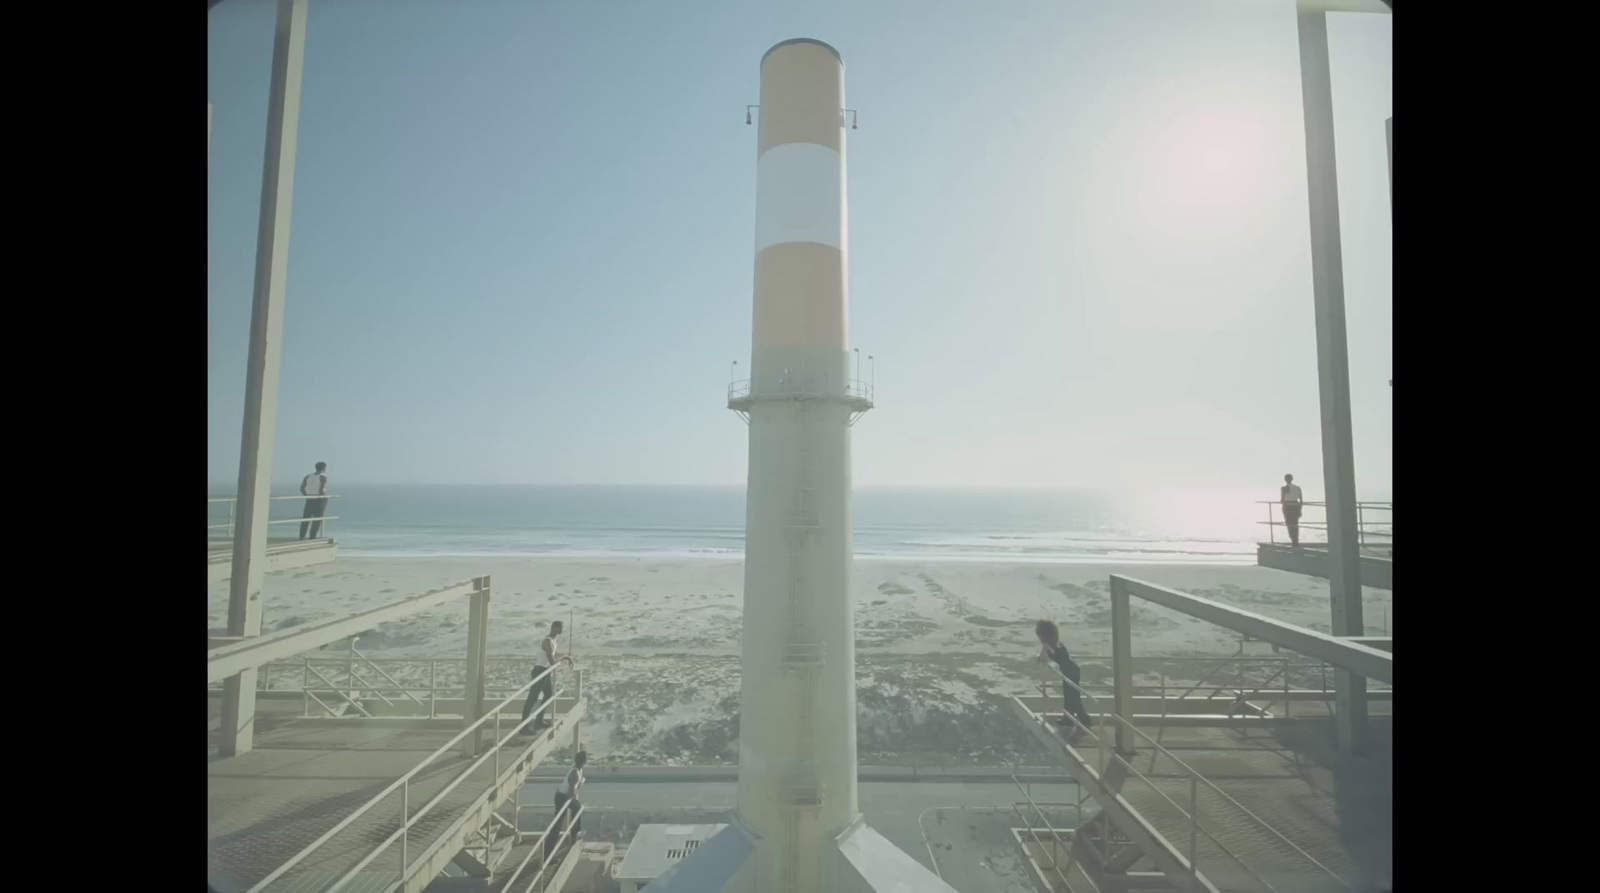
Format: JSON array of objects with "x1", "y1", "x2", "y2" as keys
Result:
[{"x1": 208, "y1": 0, "x2": 1391, "y2": 495}]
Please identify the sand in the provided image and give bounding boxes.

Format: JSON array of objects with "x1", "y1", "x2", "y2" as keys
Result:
[{"x1": 207, "y1": 557, "x2": 1392, "y2": 766}]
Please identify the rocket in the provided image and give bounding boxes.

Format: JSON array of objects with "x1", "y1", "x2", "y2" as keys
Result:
[{"x1": 648, "y1": 38, "x2": 956, "y2": 893}]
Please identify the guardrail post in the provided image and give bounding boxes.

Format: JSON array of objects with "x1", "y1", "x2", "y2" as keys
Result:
[
  {"x1": 1188, "y1": 775, "x2": 1198, "y2": 874},
  {"x1": 572, "y1": 667, "x2": 584, "y2": 751},
  {"x1": 461, "y1": 576, "x2": 491, "y2": 759},
  {"x1": 1110, "y1": 576, "x2": 1136, "y2": 756}
]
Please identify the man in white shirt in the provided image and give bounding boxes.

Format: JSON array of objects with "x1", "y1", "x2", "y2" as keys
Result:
[
  {"x1": 1281, "y1": 473, "x2": 1304, "y2": 546},
  {"x1": 299, "y1": 462, "x2": 329, "y2": 540},
  {"x1": 522, "y1": 620, "x2": 574, "y2": 732}
]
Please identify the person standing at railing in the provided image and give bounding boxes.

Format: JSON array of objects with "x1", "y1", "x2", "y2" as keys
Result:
[
  {"x1": 1035, "y1": 620, "x2": 1092, "y2": 739},
  {"x1": 523, "y1": 620, "x2": 574, "y2": 733},
  {"x1": 1280, "y1": 473, "x2": 1304, "y2": 546},
  {"x1": 299, "y1": 462, "x2": 329, "y2": 540},
  {"x1": 546, "y1": 750, "x2": 586, "y2": 862}
]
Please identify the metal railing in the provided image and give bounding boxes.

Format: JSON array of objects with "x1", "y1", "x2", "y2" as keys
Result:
[
  {"x1": 1256, "y1": 500, "x2": 1390, "y2": 549},
  {"x1": 496, "y1": 796, "x2": 587, "y2": 893},
  {"x1": 1040, "y1": 654, "x2": 1392, "y2": 725},
  {"x1": 208, "y1": 493, "x2": 341, "y2": 540},
  {"x1": 1009, "y1": 776, "x2": 1091, "y2": 891},
  {"x1": 1030, "y1": 664, "x2": 1354, "y2": 892},
  {"x1": 244, "y1": 663, "x2": 581, "y2": 893},
  {"x1": 214, "y1": 656, "x2": 576, "y2": 717},
  {"x1": 727, "y1": 377, "x2": 873, "y2": 404}
]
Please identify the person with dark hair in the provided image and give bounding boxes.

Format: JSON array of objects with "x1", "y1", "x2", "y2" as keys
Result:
[
  {"x1": 1281, "y1": 473, "x2": 1304, "y2": 546},
  {"x1": 547, "y1": 749, "x2": 586, "y2": 861},
  {"x1": 522, "y1": 620, "x2": 573, "y2": 733},
  {"x1": 299, "y1": 462, "x2": 329, "y2": 540},
  {"x1": 1035, "y1": 619, "x2": 1092, "y2": 738}
]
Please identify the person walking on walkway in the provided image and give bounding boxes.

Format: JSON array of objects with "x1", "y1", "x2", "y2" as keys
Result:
[
  {"x1": 1036, "y1": 620, "x2": 1093, "y2": 739},
  {"x1": 299, "y1": 462, "x2": 329, "y2": 540},
  {"x1": 522, "y1": 621, "x2": 572, "y2": 732},
  {"x1": 1281, "y1": 473, "x2": 1304, "y2": 546},
  {"x1": 546, "y1": 750, "x2": 586, "y2": 861}
]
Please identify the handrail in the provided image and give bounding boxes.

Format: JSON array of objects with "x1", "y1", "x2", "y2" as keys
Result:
[
  {"x1": 206, "y1": 515, "x2": 338, "y2": 530},
  {"x1": 1040, "y1": 664, "x2": 1353, "y2": 891},
  {"x1": 1111, "y1": 575, "x2": 1392, "y2": 684},
  {"x1": 1010, "y1": 775, "x2": 1084, "y2": 889},
  {"x1": 496, "y1": 797, "x2": 587, "y2": 893},
  {"x1": 727, "y1": 377, "x2": 873, "y2": 403},
  {"x1": 244, "y1": 663, "x2": 570, "y2": 893},
  {"x1": 334, "y1": 684, "x2": 568, "y2": 888},
  {"x1": 1256, "y1": 500, "x2": 1391, "y2": 548},
  {"x1": 1253, "y1": 500, "x2": 1390, "y2": 508},
  {"x1": 350, "y1": 645, "x2": 428, "y2": 711},
  {"x1": 209, "y1": 494, "x2": 343, "y2": 503},
  {"x1": 208, "y1": 494, "x2": 341, "y2": 539}
]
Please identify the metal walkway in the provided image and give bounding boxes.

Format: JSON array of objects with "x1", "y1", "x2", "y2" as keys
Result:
[
  {"x1": 1255, "y1": 543, "x2": 1391, "y2": 590},
  {"x1": 1012, "y1": 697, "x2": 1390, "y2": 892},
  {"x1": 208, "y1": 697, "x2": 584, "y2": 893},
  {"x1": 209, "y1": 536, "x2": 338, "y2": 583}
]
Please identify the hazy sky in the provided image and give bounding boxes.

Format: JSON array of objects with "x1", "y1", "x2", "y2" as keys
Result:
[{"x1": 208, "y1": 0, "x2": 1391, "y2": 494}]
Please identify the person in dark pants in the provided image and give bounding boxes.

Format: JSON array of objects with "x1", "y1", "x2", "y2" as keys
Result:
[
  {"x1": 1036, "y1": 620, "x2": 1092, "y2": 739},
  {"x1": 299, "y1": 462, "x2": 329, "y2": 540},
  {"x1": 1281, "y1": 473, "x2": 1304, "y2": 546},
  {"x1": 546, "y1": 750, "x2": 586, "y2": 862},
  {"x1": 522, "y1": 621, "x2": 573, "y2": 732}
]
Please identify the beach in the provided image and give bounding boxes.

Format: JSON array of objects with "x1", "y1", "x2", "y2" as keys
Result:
[{"x1": 207, "y1": 555, "x2": 1391, "y2": 766}]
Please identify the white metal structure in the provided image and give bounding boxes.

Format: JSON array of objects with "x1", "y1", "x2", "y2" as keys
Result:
[
  {"x1": 1295, "y1": 0, "x2": 1391, "y2": 756},
  {"x1": 656, "y1": 38, "x2": 953, "y2": 893},
  {"x1": 219, "y1": 0, "x2": 310, "y2": 759}
]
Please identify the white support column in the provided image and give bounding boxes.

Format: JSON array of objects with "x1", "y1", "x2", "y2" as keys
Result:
[
  {"x1": 1296, "y1": 3, "x2": 1366, "y2": 756},
  {"x1": 461, "y1": 576, "x2": 491, "y2": 759},
  {"x1": 1110, "y1": 577, "x2": 1135, "y2": 757},
  {"x1": 572, "y1": 668, "x2": 584, "y2": 752},
  {"x1": 219, "y1": 0, "x2": 310, "y2": 759},
  {"x1": 1386, "y1": 117, "x2": 1392, "y2": 206}
]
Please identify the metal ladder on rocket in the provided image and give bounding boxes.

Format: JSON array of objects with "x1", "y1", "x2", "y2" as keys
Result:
[{"x1": 781, "y1": 396, "x2": 824, "y2": 892}]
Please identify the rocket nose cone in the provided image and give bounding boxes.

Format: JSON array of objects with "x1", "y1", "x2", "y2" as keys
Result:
[{"x1": 762, "y1": 38, "x2": 844, "y2": 67}]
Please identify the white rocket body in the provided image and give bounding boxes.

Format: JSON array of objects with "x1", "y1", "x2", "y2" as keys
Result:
[
  {"x1": 736, "y1": 36, "x2": 860, "y2": 892},
  {"x1": 647, "y1": 40, "x2": 954, "y2": 893}
]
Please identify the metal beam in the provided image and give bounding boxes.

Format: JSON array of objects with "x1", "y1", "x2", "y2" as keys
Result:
[
  {"x1": 1296, "y1": 0, "x2": 1391, "y2": 12},
  {"x1": 1297, "y1": 3, "x2": 1374, "y2": 754},
  {"x1": 462, "y1": 577, "x2": 491, "y2": 758},
  {"x1": 1110, "y1": 577, "x2": 1136, "y2": 756},
  {"x1": 208, "y1": 579, "x2": 482, "y2": 684},
  {"x1": 220, "y1": 0, "x2": 310, "y2": 758},
  {"x1": 1109, "y1": 577, "x2": 1392, "y2": 684},
  {"x1": 1345, "y1": 636, "x2": 1392, "y2": 653}
]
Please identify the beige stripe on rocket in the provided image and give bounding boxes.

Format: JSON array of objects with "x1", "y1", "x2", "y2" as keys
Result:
[{"x1": 758, "y1": 42, "x2": 843, "y2": 156}]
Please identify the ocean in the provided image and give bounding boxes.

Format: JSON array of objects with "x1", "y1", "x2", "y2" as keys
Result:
[{"x1": 206, "y1": 485, "x2": 1367, "y2": 565}]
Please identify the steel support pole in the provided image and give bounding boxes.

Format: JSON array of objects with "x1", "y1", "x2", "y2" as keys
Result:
[
  {"x1": 571, "y1": 668, "x2": 585, "y2": 753},
  {"x1": 461, "y1": 576, "x2": 491, "y2": 759},
  {"x1": 220, "y1": 0, "x2": 309, "y2": 758},
  {"x1": 1296, "y1": 5, "x2": 1366, "y2": 755},
  {"x1": 1110, "y1": 577, "x2": 1136, "y2": 756}
]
